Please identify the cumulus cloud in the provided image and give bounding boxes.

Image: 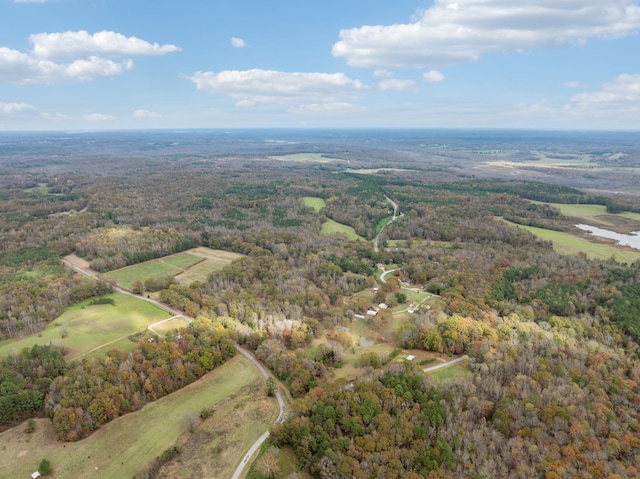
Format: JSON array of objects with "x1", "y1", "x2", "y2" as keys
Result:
[
  {"x1": 231, "y1": 37, "x2": 248, "y2": 48},
  {"x1": 563, "y1": 80, "x2": 582, "y2": 88},
  {"x1": 83, "y1": 113, "x2": 115, "y2": 121},
  {"x1": 571, "y1": 73, "x2": 640, "y2": 106},
  {"x1": 29, "y1": 30, "x2": 180, "y2": 60},
  {"x1": 188, "y1": 69, "x2": 367, "y2": 104},
  {"x1": 373, "y1": 69, "x2": 395, "y2": 78},
  {"x1": 0, "y1": 102, "x2": 35, "y2": 114},
  {"x1": 423, "y1": 70, "x2": 445, "y2": 83},
  {"x1": 0, "y1": 30, "x2": 178, "y2": 84},
  {"x1": 133, "y1": 109, "x2": 161, "y2": 119},
  {"x1": 378, "y1": 79, "x2": 415, "y2": 91},
  {"x1": 332, "y1": 0, "x2": 640, "y2": 67},
  {"x1": 0, "y1": 47, "x2": 134, "y2": 84}
]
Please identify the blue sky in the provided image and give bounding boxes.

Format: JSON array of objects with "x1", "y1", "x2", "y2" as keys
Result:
[{"x1": 1, "y1": 0, "x2": 639, "y2": 130}]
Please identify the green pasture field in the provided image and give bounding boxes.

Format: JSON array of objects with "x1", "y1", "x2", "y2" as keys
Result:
[
  {"x1": 427, "y1": 361, "x2": 470, "y2": 381},
  {"x1": 105, "y1": 252, "x2": 203, "y2": 289},
  {"x1": 0, "y1": 292, "x2": 170, "y2": 360},
  {"x1": 0, "y1": 355, "x2": 267, "y2": 479},
  {"x1": 531, "y1": 201, "x2": 640, "y2": 226},
  {"x1": 302, "y1": 196, "x2": 326, "y2": 212},
  {"x1": 503, "y1": 220, "x2": 640, "y2": 264},
  {"x1": 174, "y1": 248, "x2": 244, "y2": 285},
  {"x1": 268, "y1": 153, "x2": 340, "y2": 163},
  {"x1": 149, "y1": 316, "x2": 190, "y2": 337},
  {"x1": 321, "y1": 218, "x2": 363, "y2": 241},
  {"x1": 529, "y1": 152, "x2": 599, "y2": 167}
]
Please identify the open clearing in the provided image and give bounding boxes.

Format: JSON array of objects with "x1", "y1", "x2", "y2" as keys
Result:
[
  {"x1": 321, "y1": 218, "x2": 363, "y2": 241},
  {"x1": 344, "y1": 167, "x2": 418, "y2": 175},
  {"x1": 302, "y1": 196, "x2": 326, "y2": 213},
  {"x1": 149, "y1": 316, "x2": 191, "y2": 337},
  {"x1": 268, "y1": 153, "x2": 342, "y2": 163},
  {"x1": 427, "y1": 361, "x2": 470, "y2": 381},
  {"x1": 502, "y1": 219, "x2": 640, "y2": 264},
  {"x1": 174, "y1": 247, "x2": 244, "y2": 285},
  {"x1": 0, "y1": 355, "x2": 268, "y2": 479},
  {"x1": 104, "y1": 247, "x2": 244, "y2": 289},
  {"x1": 530, "y1": 201, "x2": 640, "y2": 232},
  {"x1": 0, "y1": 292, "x2": 170, "y2": 360},
  {"x1": 105, "y1": 252, "x2": 203, "y2": 289}
]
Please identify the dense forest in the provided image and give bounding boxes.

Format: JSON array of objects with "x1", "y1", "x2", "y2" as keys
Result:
[{"x1": 1, "y1": 130, "x2": 640, "y2": 477}]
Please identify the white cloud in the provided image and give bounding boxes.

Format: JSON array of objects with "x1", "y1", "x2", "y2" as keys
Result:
[
  {"x1": 133, "y1": 109, "x2": 161, "y2": 119},
  {"x1": 563, "y1": 80, "x2": 582, "y2": 88},
  {"x1": 423, "y1": 70, "x2": 445, "y2": 83},
  {"x1": 29, "y1": 30, "x2": 180, "y2": 60},
  {"x1": 83, "y1": 113, "x2": 115, "y2": 121},
  {"x1": 332, "y1": 0, "x2": 640, "y2": 67},
  {"x1": 0, "y1": 48, "x2": 133, "y2": 84},
  {"x1": 373, "y1": 69, "x2": 394, "y2": 78},
  {"x1": 378, "y1": 79, "x2": 415, "y2": 91},
  {"x1": 0, "y1": 30, "x2": 177, "y2": 84},
  {"x1": 502, "y1": 73, "x2": 640, "y2": 128},
  {"x1": 571, "y1": 73, "x2": 640, "y2": 106},
  {"x1": 0, "y1": 47, "x2": 134, "y2": 84},
  {"x1": 188, "y1": 69, "x2": 367, "y2": 104},
  {"x1": 235, "y1": 100, "x2": 256, "y2": 107},
  {"x1": 231, "y1": 37, "x2": 248, "y2": 48},
  {"x1": 0, "y1": 102, "x2": 35, "y2": 114}
]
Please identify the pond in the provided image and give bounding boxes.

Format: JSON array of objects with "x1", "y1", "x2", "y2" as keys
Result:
[{"x1": 575, "y1": 224, "x2": 640, "y2": 250}]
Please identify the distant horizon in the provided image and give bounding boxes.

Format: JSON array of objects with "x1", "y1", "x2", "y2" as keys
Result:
[
  {"x1": 2, "y1": 126, "x2": 640, "y2": 134},
  {"x1": 2, "y1": 1, "x2": 640, "y2": 130}
]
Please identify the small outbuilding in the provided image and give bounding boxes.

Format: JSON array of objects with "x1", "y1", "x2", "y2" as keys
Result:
[{"x1": 31, "y1": 472, "x2": 42, "y2": 479}]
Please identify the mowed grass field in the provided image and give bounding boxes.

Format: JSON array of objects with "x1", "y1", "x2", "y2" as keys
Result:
[
  {"x1": 531, "y1": 201, "x2": 640, "y2": 227},
  {"x1": 321, "y1": 218, "x2": 363, "y2": 241},
  {"x1": 104, "y1": 247, "x2": 244, "y2": 289},
  {"x1": 0, "y1": 355, "x2": 268, "y2": 479},
  {"x1": 503, "y1": 220, "x2": 640, "y2": 264},
  {"x1": 174, "y1": 247, "x2": 244, "y2": 285},
  {"x1": 104, "y1": 252, "x2": 203, "y2": 289},
  {"x1": 0, "y1": 292, "x2": 170, "y2": 360},
  {"x1": 302, "y1": 196, "x2": 326, "y2": 212}
]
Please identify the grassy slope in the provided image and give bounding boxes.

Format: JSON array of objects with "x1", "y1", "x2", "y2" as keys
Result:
[
  {"x1": 321, "y1": 218, "x2": 363, "y2": 241},
  {"x1": 302, "y1": 196, "x2": 326, "y2": 213},
  {"x1": 0, "y1": 355, "x2": 266, "y2": 479},
  {"x1": 0, "y1": 292, "x2": 170, "y2": 360}
]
